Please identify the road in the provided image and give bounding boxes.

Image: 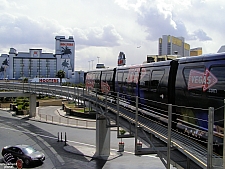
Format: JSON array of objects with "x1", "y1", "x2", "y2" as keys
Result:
[{"x1": 0, "y1": 107, "x2": 167, "y2": 169}]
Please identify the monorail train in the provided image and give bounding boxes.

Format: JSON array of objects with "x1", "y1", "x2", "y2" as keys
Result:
[{"x1": 85, "y1": 52, "x2": 225, "y2": 154}]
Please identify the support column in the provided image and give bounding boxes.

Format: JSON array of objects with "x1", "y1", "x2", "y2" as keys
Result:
[
  {"x1": 29, "y1": 94, "x2": 36, "y2": 117},
  {"x1": 94, "y1": 114, "x2": 110, "y2": 159}
]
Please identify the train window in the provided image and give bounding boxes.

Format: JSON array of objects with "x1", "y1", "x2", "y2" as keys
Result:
[
  {"x1": 151, "y1": 70, "x2": 164, "y2": 92},
  {"x1": 208, "y1": 66, "x2": 225, "y2": 98},
  {"x1": 139, "y1": 68, "x2": 151, "y2": 90},
  {"x1": 116, "y1": 71, "x2": 123, "y2": 93},
  {"x1": 95, "y1": 73, "x2": 100, "y2": 80},
  {"x1": 105, "y1": 73, "x2": 112, "y2": 81},
  {"x1": 106, "y1": 72, "x2": 113, "y2": 91},
  {"x1": 123, "y1": 71, "x2": 129, "y2": 94},
  {"x1": 123, "y1": 71, "x2": 129, "y2": 83},
  {"x1": 127, "y1": 67, "x2": 140, "y2": 83},
  {"x1": 101, "y1": 73, "x2": 106, "y2": 81},
  {"x1": 183, "y1": 67, "x2": 205, "y2": 95},
  {"x1": 117, "y1": 72, "x2": 123, "y2": 82}
]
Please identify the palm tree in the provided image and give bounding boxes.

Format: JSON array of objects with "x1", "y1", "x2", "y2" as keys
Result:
[
  {"x1": 61, "y1": 59, "x2": 70, "y2": 70},
  {"x1": 1, "y1": 58, "x2": 9, "y2": 79},
  {"x1": 61, "y1": 46, "x2": 72, "y2": 57},
  {"x1": 56, "y1": 70, "x2": 65, "y2": 85}
]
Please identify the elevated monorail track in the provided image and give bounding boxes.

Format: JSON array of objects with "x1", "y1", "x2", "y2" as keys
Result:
[{"x1": 0, "y1": 82, "x2": 223, "y2": 169}]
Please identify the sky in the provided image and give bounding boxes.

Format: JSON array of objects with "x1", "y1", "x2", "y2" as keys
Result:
[{"x1": 0, "y1": 0, "x2": 224, "y2": 71}]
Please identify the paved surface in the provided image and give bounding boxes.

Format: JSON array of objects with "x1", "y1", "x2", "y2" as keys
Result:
[{"x1": 3, "y1": 107, "x2": 173, "y2": 169}]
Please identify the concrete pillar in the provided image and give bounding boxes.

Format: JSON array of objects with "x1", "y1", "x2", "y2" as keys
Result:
[
  {"x1": 94, "y1": 114, "x2": 110, "y2": 159},
  {"x1": 29, "y1": 94, "x2": 36, "y2": 117}
]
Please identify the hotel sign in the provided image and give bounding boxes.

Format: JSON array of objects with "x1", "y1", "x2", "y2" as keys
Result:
[
  {"x1": 31, "y1": 78, "x2": 61, "y2": 83},
  {"x1": 60, "y1": 43, "x2": 74, "y2": 46}
]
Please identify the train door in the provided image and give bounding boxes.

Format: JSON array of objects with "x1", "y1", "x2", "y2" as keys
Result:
[
  {"x1": 94, "y1": 72, "x2": 101, "y2": 93},
  {"x1": 139, "y1": 67, "x2": 151, "y2": 109},
  {"x1": 100, "y1": 69, "x2": 115, "y2": 96},
  {"x1": 115, "y1": 69, "x2": 124, "y2": 95},
  {"x1": 126, "y1": 66, "x2": 141, "y2": 105},
  {"x1": 207, "y1": 65, "x2": 225, "y2": 135},
  {"x1": 181, "y1": 66, "x2": 207, "y2": 128},
  {"x1": 101, "y1": 72, "x2": 107, "y2": 94},
  {"x1": 85, "y1": 72, "x2": 95, "y2": 90}
]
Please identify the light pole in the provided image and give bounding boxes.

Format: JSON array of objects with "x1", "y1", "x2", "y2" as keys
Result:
[
  {"x1": 97, "y1": 56, "x2": 100, "y2": 63},
  {"x1": 88, "y1": 61, "x2": 90, "y2": 70},
  {"x1": 91, "y1": 60, "x2": 94, "y2": 70}
]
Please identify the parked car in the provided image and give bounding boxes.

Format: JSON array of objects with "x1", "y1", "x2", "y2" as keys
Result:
[{"x1": 1, "y1": 145, "x2": 45, "y2": 166}]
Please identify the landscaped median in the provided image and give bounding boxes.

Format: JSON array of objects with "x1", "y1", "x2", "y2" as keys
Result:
[{"x1": 62, "y1": 100, "x2": 96, "y2": 119}]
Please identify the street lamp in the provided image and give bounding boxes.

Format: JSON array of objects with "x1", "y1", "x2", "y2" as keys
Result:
[
  {"x1": 88, "y1": 61, "x2": 90, "y2": 70},
  {"x1": 97, "y1": 56, "x2": 100, "y2": 63},
  {"x1": 91, "y1": 60, "x2": 94, "y2": 70}
]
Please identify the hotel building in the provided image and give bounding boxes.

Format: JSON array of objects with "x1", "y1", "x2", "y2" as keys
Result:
[{"x1": 0, "y1": 36, "x2": 75, "y2": 80}]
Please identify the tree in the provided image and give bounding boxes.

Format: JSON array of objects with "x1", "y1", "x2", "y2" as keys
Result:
[
  {"x1": 56, "y1": 70, "x2": 65, "y2": 85},
  {"x1": 61, "y1": 46, "x2": 72, "y2": 56},
  {"x1": 0, "y1": 58, "x2": 9, "y2": 78},
  {"x1": 62, "y1": 59, "x2": 70, "y2": 70}
]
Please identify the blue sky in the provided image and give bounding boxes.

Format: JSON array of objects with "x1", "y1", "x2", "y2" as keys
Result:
[{"x1": 0, "y1": 0, "x2": 224, "y2": 71}]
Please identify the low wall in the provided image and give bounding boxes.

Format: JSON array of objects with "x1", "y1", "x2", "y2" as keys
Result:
[
  {"x1": 63, "y1": 104, "x2": 96, "y2": 119},
  {"x1": 38, "y1": 99, "x2": 62, "y2": 106}
]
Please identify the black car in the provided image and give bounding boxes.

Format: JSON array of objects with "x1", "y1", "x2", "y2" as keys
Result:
[{"x1": 2, "y1": 145, "x2": 45, "y2": 166}]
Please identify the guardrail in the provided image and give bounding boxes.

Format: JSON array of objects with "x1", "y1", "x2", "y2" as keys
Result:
[{"x1": 35, "y1": 112, "x2": 96, "y2": 129}]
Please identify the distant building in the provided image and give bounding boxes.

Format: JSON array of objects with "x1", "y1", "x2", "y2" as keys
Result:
[
  {"x1": 0, "y1": 36, "x2": 75, "y2": 80},
  {"x1": 217, "y1": 45, "x2": 225, "y2": 53},
  {"x1": 55, "y1": 36, "x2": 75, "y2": 72},
  {"x1": 190, "y1": 47, "x2": 202, "y2": 56},
  {"x1": 118, "y1": 52, "x2": 126, "y2": 66},
  {"x1": 158, "y1": 35, "x2": 190, "y2": 57},
  {"x1": 147, "y1": 55, "x2": 179, "y2": 63},
  {"x1": 96, "y1": 63, "x2": 105, "y2": 69}
]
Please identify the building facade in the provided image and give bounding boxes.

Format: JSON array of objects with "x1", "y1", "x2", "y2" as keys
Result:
[
  {"x1": 0, "y1": 36, "x2": 75, "y2": 80},
  {"x1": 147, "y1": 55, "x2": 179, "y2": 63},
  {"x1": 158, "y1": 35, "x2": 190, "y2": 57},
  {"x1": 190, "y1": 47, "x2": 202, "y2": 56}
]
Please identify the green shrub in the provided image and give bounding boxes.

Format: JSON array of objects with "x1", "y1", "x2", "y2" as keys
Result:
[
  {"x1": 17, "y1": 104, "x2": 23, "y2": 110},
  {"x1": 16, "y1": 97, "x2": 29, "y2": 110}
]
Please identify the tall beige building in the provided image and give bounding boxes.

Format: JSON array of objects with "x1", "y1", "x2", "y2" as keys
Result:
[
  {"x1": 158, "y1": 35, "x2": 190, "y2": 57},
  {"x1": 190, "y1": 47, "x2": 202, "y2": 56}
]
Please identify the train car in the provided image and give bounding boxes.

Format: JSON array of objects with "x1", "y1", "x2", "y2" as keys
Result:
[
  {"x1": 115, "y1": 65, "x2": 141, "y2": 107},
  {"x1": 85, "y1": 69, "x2": 101, "y2": 93},
  {"x1": 174, "y1": 53, "x2": 225, "y2": 152},
  {"x1": 138, "y1": 60, "x2": 178, "y2": 128},
  {"x1": 85, "y1": 68, "x2": 116, "y2": 96},
  {"x1": 100, "y1": 68, "x2": 116, "y2": 96}
]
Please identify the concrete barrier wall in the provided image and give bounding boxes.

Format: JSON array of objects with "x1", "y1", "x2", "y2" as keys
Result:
[
  {"x1": 64, "y1": 105, "x2": 96, "y2": 119},
  {"x1": 38, "y1": 99, "x2": 62, "y2": 106}
]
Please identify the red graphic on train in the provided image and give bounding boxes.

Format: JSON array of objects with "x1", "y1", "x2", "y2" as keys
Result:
[
  {"x1": 127, "y1": 66, "x2": 146, "y2": 83},
  {"x1": 85, "y1": 74, "x2": 95, "y2": 90},
  {"x1": 101, "y1": 81, "x2": 110, "y2": 94},
  {"x1": 188, "y1": 69, "x2": 218, "y2": 91}
]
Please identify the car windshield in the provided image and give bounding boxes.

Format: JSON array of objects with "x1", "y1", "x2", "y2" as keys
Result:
[{"x1": 22, "y1": 146, "x2": 36, "y2": 154}]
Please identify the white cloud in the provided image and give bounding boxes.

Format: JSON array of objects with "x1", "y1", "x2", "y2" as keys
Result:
[{"x1": 0, "y1": 0, "x2": 224, "y2": 71}]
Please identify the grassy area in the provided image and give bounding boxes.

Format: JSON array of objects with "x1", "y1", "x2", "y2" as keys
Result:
[{"x1": 64, "y1": 101, "x2": 90, "y2": 113}]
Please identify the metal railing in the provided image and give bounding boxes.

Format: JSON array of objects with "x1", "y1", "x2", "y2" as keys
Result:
[{"x1": 35, "y1": 112, "x2": 96, "y2": 129}]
